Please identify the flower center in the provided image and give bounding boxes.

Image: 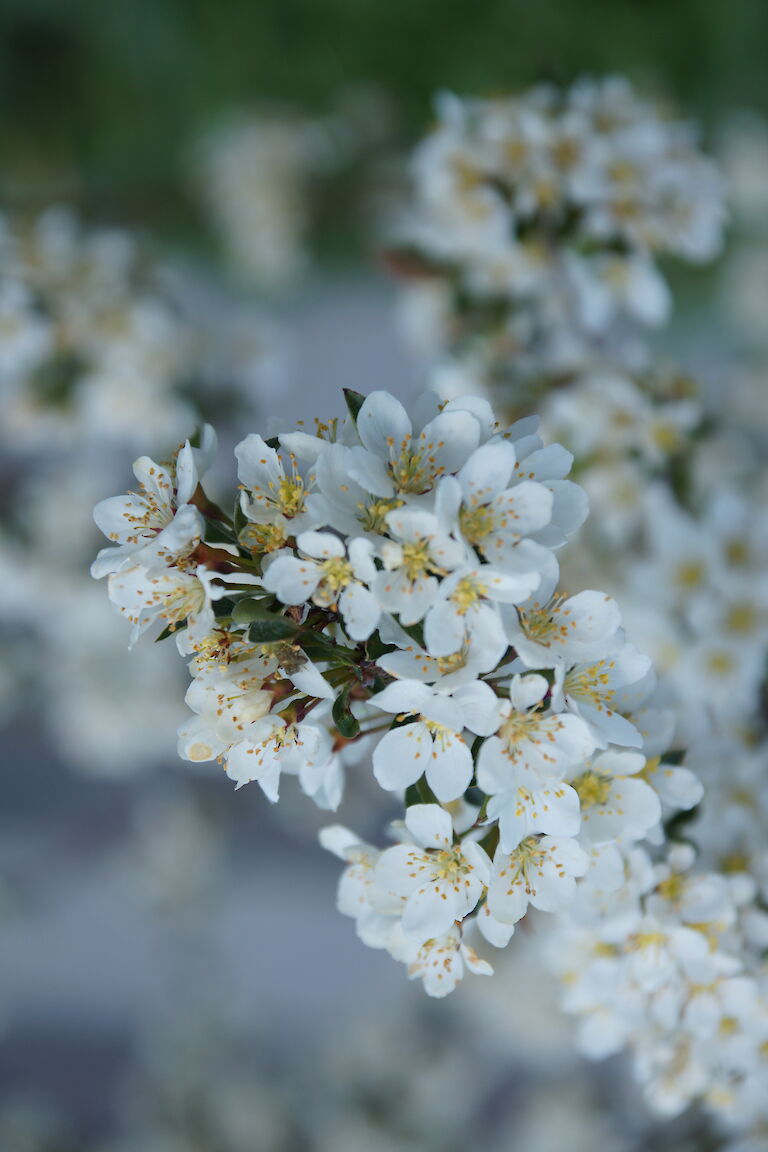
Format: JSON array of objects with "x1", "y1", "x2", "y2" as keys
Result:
[
  {"x1": 359, "y1": 496, "x2": 404, "y2": 534},
  {"x1": 459, "y1": 503, "x2": 497, "y2": 546},
  {"x1": 725, "y1": 602, "x2": 758, "y2": 634},
  {"x1": 518, "y1": 596, "x2": 567, "y2": 646},
  {"x1": 432, "y1": 849, "x2": 469, "y2": 882},
  {"x1": 401, "y1": 539, "x2": 433, "y2": 581},
  {"x1": 318, "y1": 556, "x2": 354, "y2": 600},
  {"x1": 565, "y1": 662, "x2": 614, "y2": 707},
  {"x1": 506, "y1": 836, "x2": 549, "y2": 892},
  {"x1": 499, "y1": 710, "x2": 543, "y2": 747},
  {"x1": 571, "y1": 771, "x2": 612, "y2": 808},
  {"x1": 276, "y1": 474, "x2": 305, "y2": 517},
  {"x1": 451, "y1": 577, "x2": 486, "y2": 614},
  {"x1": 674, "y1": 559, "x2": 705, "y2": 590},
  {"x1": 240, "y1": 520, "x2": 288, "y2": 554}
]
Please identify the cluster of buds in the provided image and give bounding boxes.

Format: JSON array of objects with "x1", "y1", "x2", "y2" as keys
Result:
[{"x1": 92, "y1": 388, "x2": 697, "y2": 995}]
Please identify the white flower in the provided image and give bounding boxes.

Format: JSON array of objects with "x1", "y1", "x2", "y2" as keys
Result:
[
  {"x1": 477, "y1": 673, "x2": 596, "y2": 786},
  {"x1": 506, "y1": 589, "x2": 623, "y2": 669},
  {"x1": 377, "y1": 618, "x2": 504, "y2": 688},
  {"x1": 225, "y1": 715, "x2": 330, "y2": 801},
  {"x1": 262, "y1": 530, "x2": 380, "y2": 640},
  {"x1": 389, "y1": 923, "x2": 493, "y2": 997},
  {"x1": 107, "y1": 562, "x2": 215, "y2": 647},
  {"x1": 319, "y1": 825, "x2": 396, "y2": 949},
  {"x1": 373, "y1": 507, "x2": 465, "y2": 625},
  {"x1": 91, "y1": 430, "x2": 216, "y2": 578},
  {"x1": 423, "y1": 564, "x2": 540, "y2": 658},
  {"x1": 177, "y1": 653, "x2": 276, "y2": 763},
  {"x1": 568, "y1": 748, "x2": 661, "y2": 844},
  {"x1": 436, "y1": 439, "x2": 556, "y2": 577},
  {"x1": 566, "y1": 250, "x2": 671, "y2": 332},
  {"x1": 235, "y1": 433, "x2": 319, "y2": 549},
  {"x1": 369, "y1": 678, "x2": 499, "y2": 801},
  {"x1": 633, "y1": 708, "x2": 703, "y2": 814},
  {"x1": 347, "y1": 389, "x2": 482, "y2": 498},
  {"x1": 487, "y1": 835, "x2": 589, "y2": 924},
  {"x1": 372, "y1": 804, "x2": 490, "y2": 941},
  {"x1": 552, "y1": 643, "x2": 653, "y2": 749}
]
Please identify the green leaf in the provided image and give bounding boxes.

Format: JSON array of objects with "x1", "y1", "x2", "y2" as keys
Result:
[
  {"x1": 213, "y1": 596, "x2": 236, "y2": 620},
  {"x1": 231, "y1": 596, "x2": 276, "y2": 625},
  {"x1": 398, "y1": 620, "x2": 425, "y2": 648},
  {"x1": 233, "y1": 500, "x2": 249, "y2": 540},
  {"x1": 365, "y1": 630, "x2": 395, "y2": 660},
  {"x1": 332, "y1": 686, "x2": 360, "y2": 739},
  {"x1": 154, "y1": 621, "x2": 183, "y2": 643},
  {"x1": 203, "y1": 518, "x2": 236, "y2": 545},
  {"x1": 343, "y1": 388, "x2": 366, "y2": 426},
  {"x1": 247, "y1": 616, "x2": 300, "y2": 643},
  {"x1": 297, "y1": 631, "x2": 358, "y2": 666},
  {"x1": 405, "y1": 783, "x2": 422, "y2": 808}
]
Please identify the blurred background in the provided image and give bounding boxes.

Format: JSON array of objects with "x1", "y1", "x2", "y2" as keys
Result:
[{"x1": 0, "y1": 2, "x2": 767, "y2": 1149}]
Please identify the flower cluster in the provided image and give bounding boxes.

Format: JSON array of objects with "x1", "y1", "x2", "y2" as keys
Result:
[
  {"x1": 0, "y1": 207, "x2": 277, "y2": 449},
  {"x1": 393, "y1": 77, "x2": 725, "y2": 394},
  {"x1": 0, "y1": 206, "x2": 282, "y2": 773},
  {"x1": 91, "y1": 387, "x2": 691, "y2": 996},
  {"x1": 549, "y1": 841, "x2": 768, "y2": 1135}
]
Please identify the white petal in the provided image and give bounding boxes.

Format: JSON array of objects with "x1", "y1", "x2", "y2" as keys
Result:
[
  {"x1": 357, "y1": 390, "x2": 412, "y2": 456},
  {"x1": 402, "y1": 882, "x2": 466, "y2": 939},
  {"x1": 370, "y1": 680, "x2": 433, "y2": 716},
  {"x1": 425, "y1": 734, "x2": 473, "y2": 803},
  {"x1": 339, "y1": 582, "x2": 380, "y2": 641},
  {"x1": 296, "y1": 530, "x2": 345, "y2": 560},
  {"x1": 261, "y1": 555, "x2": 320, "y2": 604},
  {"x1": 451, "y1": 680, "x2": 502, "y2": 736},
  {"x1": 405, "y1": 802, "x2": 454, "y2": 849},
  {"x1": 372, "y1": 724, "x2": 432, "y2": 791},
  {"x1": 458, "y1": 441, "x2": 516, "y2": 502}
]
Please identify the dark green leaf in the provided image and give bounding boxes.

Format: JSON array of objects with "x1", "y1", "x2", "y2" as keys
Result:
[
  {"x1": 365, "y1": 630, "x2": 395, "y2": 660},
  {"x1": 154, "y1": 621, "x2": 183, "y2": 643},
  {"x1": 233, "y1": 500, "x2": 249, "y2": 539},
  {"x1": 213, "y1": 596, "x2": 236, "y2": 619},
  {"x1": 231, "y1": 596, "x2": 276, "y2": 625},
  {"x1": 247, "y1": 616, "x2": 300, "y2": 643},
  {"x1": 343, "y1": 388, "x2": 366, "y2": 425},
  {"x1": 405, "y1": 783, "x2": 422, "y2": 808},
  {"x1": 332, "y1": 686, "x2": 360, "y2": 738},
  {"x1": 297, "y1": 631, "x2": 358, "y2": 666},
  {"x1": 204, "y1": 518, "x2": 236, "y2": 545},
  {"x1": 398, "y1": 620, "x2": 425, "y2": 648}
]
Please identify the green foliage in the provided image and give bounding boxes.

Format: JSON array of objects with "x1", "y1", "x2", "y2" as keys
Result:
[
  {"x1": 2, "y1": 0, "x2": 766, "y2": 251},
  {"x1": 332, "y1": 684, "x2": 360, "y2": 738}
]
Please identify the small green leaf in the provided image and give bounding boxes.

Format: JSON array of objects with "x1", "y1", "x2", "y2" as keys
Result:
[
  {"x1": 231, "y1": 596, "x2": 276, "y2": 625},
  {"x1": 247, "y1": 616, "x2": 300, "y2": 643},
  {"x1": 204, "y1": 518, "x2": 236, "y2": 545},
  {"x1": 405, "y1": 783, "x2": 422, "y2": 808},
  {"x1": 343, "y1": 388, "x2": 366, "y2": 426},
  {"x1": 398, "y1": 620, "x2": 425, "y2": 648},
  {"x1": 233, "y1": 500, "x2": 249, "y2": 539},
  {"x1": 154, "y1": 622, "x2": 183, "y2": 643},
  {"x1": 332, "y1": 686, "x2": 360, "y2": 739},
  {"x1": 365, "y1": 630, "x2": 395, "y2": 660},
  {"x1": 297, "y1": 631, "x2": 358, "y2": 666}
]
